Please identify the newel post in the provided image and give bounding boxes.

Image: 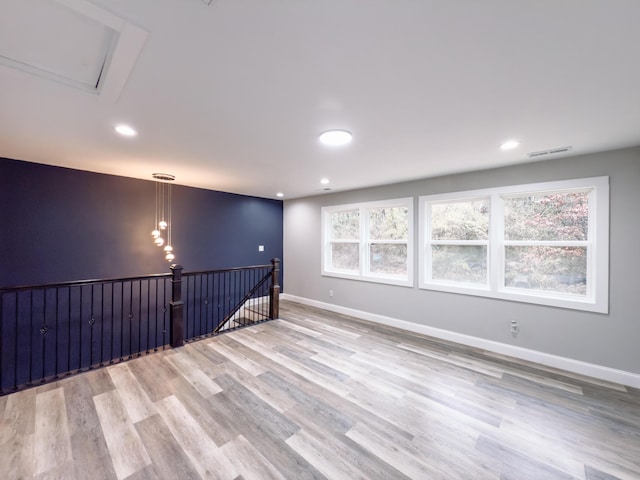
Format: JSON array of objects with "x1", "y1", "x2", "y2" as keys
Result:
[
  {"x1": 170, "y1": 264, "x2": 184, "y2": 347},
  {"x1": 269, "y1": 258, "x2": 280, "y2": 320}
]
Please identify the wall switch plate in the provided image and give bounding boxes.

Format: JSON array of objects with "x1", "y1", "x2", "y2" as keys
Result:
[{"x1": 258, "y1": 245, "x2": 264, "y2": 252}]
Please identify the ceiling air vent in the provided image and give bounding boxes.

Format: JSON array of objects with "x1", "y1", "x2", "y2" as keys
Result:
[{"x1": 528, "y1": 146, "x2": 572, "y2": 159}]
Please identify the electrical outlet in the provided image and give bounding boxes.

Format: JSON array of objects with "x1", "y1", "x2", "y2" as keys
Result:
[
  {"x1": 329, "y1": 289, "x2": 334, "y2": 297},
  {"x1": 511, "y1": 320, "x2": 519, "y2": 336}
]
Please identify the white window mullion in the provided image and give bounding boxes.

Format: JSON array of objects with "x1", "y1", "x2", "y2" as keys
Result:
[
  {"x1": 361, "y1": 206, "x2": 368, "y2": 276},
  {"x1": 429, "y1": 240, "x2": 489, "y2": 246},
  {"x1": 503, "y1": 240, "x2": 589, "y2": 248},
  {"x1": 491, "y1": 193, "x2": 503, "y2": 293},
  {"x1": 424, "y1": 202, "x2": 434, "y2": 285},
  {"x1": 586, "y1": 187, "x2": 597, "y2": 300}
]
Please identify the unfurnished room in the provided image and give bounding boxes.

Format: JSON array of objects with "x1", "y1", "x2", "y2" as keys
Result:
[{"x1": 1, "y1": 1, "x2": 639, "y2": 479}]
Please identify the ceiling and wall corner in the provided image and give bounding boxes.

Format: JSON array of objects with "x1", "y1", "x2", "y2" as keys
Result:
[{"x1": 0, "y1": 0, "x2": 639, "y2": 199}]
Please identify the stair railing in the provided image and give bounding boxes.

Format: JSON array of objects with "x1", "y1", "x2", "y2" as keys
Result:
[{"x1": 0, "y1": 258, "x2": 280, "y2": 395}]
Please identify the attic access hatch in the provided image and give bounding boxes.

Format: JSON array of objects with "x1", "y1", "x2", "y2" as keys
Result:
[{"x1": 0, "y1": 0, "x2": 147, "y2": 98}]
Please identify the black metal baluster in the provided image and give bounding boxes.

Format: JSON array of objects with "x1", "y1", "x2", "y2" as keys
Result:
[
  {"x1": 154, "y1": 278, "x2": 159, "y2": 351},
  {"x1": 13, "y1": 292, "x2": 18, "y2": 390},
  {"x1": 259, "y1": 268, "x2": 262, "y2": 320},
  {"x1": 128, "y1": 281, "x2": 134, "y2": 359},
  {"x1": 209, "y1": 273, "x2": 213, "y2": 333},
  {"x1": 198, "y1": 274, "x2": 203, "y2": 336},
  {"x1": 216, "y1": 271, "x2": 221, "y2": 333},
  {"x1": 204, "y1": 273, "x2": 209, "y2": 333},
  {"x1": 254, "y1": 269, "x2": 258, "y2": 321},
  {"x1": 244, "y1": 269, "x2": 248, "y2": 325},
  {"x1": 191, "y1": 274, "x2": 195, "y2": 338},
  {"x1": 253, "y1": 269, "x2": 257, "y2": 322},
  {"x1": 225, "y1": 271, "x2": 230, "y2": 330},
  {"x1": 162, "y1": 278, "x2": 167, "y2": 348},
  {"x1": 146, "y1": 280, "x2": 151, "y2": 353},
  {"x1": 184, "y1": 275, "x2": 189, "y2": 341},
  {"x1": 192, "y1": 274, "x2": 195, "y2": 338},
  {"x1": 265, "y1": 266, "x2": 269, "y2": 320},
  {"x1": 110, "y1": 282, "x2": 115, "y2": 363},
  {"x1": 120, "y1": 281, "x2": 124, "y2": 361},
  {"x1": 260, "y1": 267, "x2": 264, "y2": 320},
  {"x1": 266, "y1": 266, "x2": 270, "y2": 319},
  {"x1": 79, "y1": 286, "x2": 84, "y2": 371},
  {"x1": 65, "y1": 287, "x2": 70, "y2": 374},
  {"x1": 40, "y1": 289, "x2": 47, "y2": 382},
  {"x1": 54, "y1": 288, "x2": 59, "y2": 378},
  {"x1": 184, "y1": 275, "x2": 189, "y2": 340},
  {"x1": 231, "y1": 271, "x2": 234, "y2": 328},
  {"x1": 89, "y1": 284, "x2": 95, "y2": 369},
  {"x1": 137, "y1": 280, "x2": 142, "y2": 357},
  {"x1": 100, "y1": 283, "x2": 104, "y2": 366},
  {"x1": 13, "y1": 292, "x2": 20, "y2": 390},
  {"x1": 237, "y1": 270, "x2": 241, "y2": 327},
  {"x1": 243, "y1": 269, "x2": 247, "y2": 325},
  {"x1": 254, "y1": 269, "x2": 258, "y2": 322},
  {"x1": 28, "y1": 290, "x2": 34, "y2": 385}
]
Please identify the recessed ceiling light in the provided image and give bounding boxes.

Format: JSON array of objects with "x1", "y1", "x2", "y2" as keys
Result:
[
  {"x1": 320, "y1": 178, "x2": 330, "y2": 185},
  {"x1": 319, "y1": 130, "x2": 352, "y2": 147},
  {"x1": 500, "y1": 139, "x2": 520, "y2": 150},
  {"x1": 114, "y1": 124, "x2": 137, "y2": 137},
  {"x1": 276, "y1": 192, "x2": 284, "y2": 198}
]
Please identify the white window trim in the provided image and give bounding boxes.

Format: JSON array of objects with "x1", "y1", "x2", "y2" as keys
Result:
[
  {"x1": 419, "y1": 177, "x2": 609, "y2": 313},
  {"x1": 322, "y1": 197, "x2": 414, "y2": 287}
]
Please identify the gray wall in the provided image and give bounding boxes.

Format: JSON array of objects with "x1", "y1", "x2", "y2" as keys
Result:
[{"x1": 283, "y1": 147, "x2": 640, "y2": 374}]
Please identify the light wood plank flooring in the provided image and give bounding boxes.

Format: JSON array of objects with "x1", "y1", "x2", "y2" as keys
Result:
[{"x1": 1, "y1": 300, "x2": 639, "y2": 479}]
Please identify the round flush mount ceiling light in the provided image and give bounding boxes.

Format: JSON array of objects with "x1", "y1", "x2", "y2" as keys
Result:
[
  {"x1": 276, "y1": 192, "x2": 284, "y2": 198},
  {"x1": 500, "y1": 139, "x2": 520, "y2": 150},
  {"x1": 319, "y1": 130, "x2": 352, "y2": 146},
  {"x1": 114, "y1": 124, "x2": 138, "y2": 137},
  {"x1": 320, "y1": 178, "x2": 330, "y2": 185}
]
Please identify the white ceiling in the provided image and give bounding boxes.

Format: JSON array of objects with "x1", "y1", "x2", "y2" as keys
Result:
[{"x1": 1, "y1": 0, "x2": 639, "y2": 199}]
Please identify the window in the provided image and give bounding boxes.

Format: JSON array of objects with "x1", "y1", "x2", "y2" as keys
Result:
[
  {"x1": 419, "y1": 177, "x2": 609, "y2": 312},
  {"x1": 322, "y1": 198, "x2": 413, "y2": 286},
  {"x1": 429, "y1": 198, "x2": 489, "y2": 286}
]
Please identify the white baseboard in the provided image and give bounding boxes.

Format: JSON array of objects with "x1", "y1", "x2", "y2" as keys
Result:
[{"x1": 281, "y1": 293, "x2": 640, "y2": 389}]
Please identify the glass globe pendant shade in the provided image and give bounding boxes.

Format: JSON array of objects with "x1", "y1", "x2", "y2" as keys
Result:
[{"x1": 151, "y1": 173, "x2": 175, "y2": 259}]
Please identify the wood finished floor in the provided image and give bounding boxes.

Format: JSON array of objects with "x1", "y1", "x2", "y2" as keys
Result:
[{"x1": 1, "y1": 300, "x2": 639, "y2": 480}]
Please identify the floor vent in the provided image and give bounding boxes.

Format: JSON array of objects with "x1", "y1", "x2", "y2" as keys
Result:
[{"x1": 528, "y1": 146, "x2": 572, "y2": 159}]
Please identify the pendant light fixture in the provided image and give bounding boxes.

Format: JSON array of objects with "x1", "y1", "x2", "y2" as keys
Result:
[{"x1": 151, "y1": 173, "x2": 176, "y2": 262}]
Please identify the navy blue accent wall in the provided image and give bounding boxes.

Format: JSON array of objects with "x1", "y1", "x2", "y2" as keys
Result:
[{"x1": 0, "y1": 157, "x2": 283, "y2": 288}]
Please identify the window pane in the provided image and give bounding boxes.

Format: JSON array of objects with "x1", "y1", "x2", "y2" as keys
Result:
[
  {"x1": 504, "y1": 191, "x2": 589, "y2": 241},
  {"x1": 431, "y1": 200, "x2": 489, "y2": 240},
  {"x1": 330, "y1": 209, "x2": 359, "y2": 240},
  {"x1": 431, "y1": 245, "x2": 487, "y2": 284},
  {"x1": 369, "y1": 207, "x2": 408, "y2": 240},
  {"x1": 330, "y1": 243, "x2": 359, "y2": 271},
  {"x1": 505, "y1": 246, "x2": 587, "y2": 295},
  {"x1": 370, "y1": 243, "x2": 407, "y2": 277}
]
